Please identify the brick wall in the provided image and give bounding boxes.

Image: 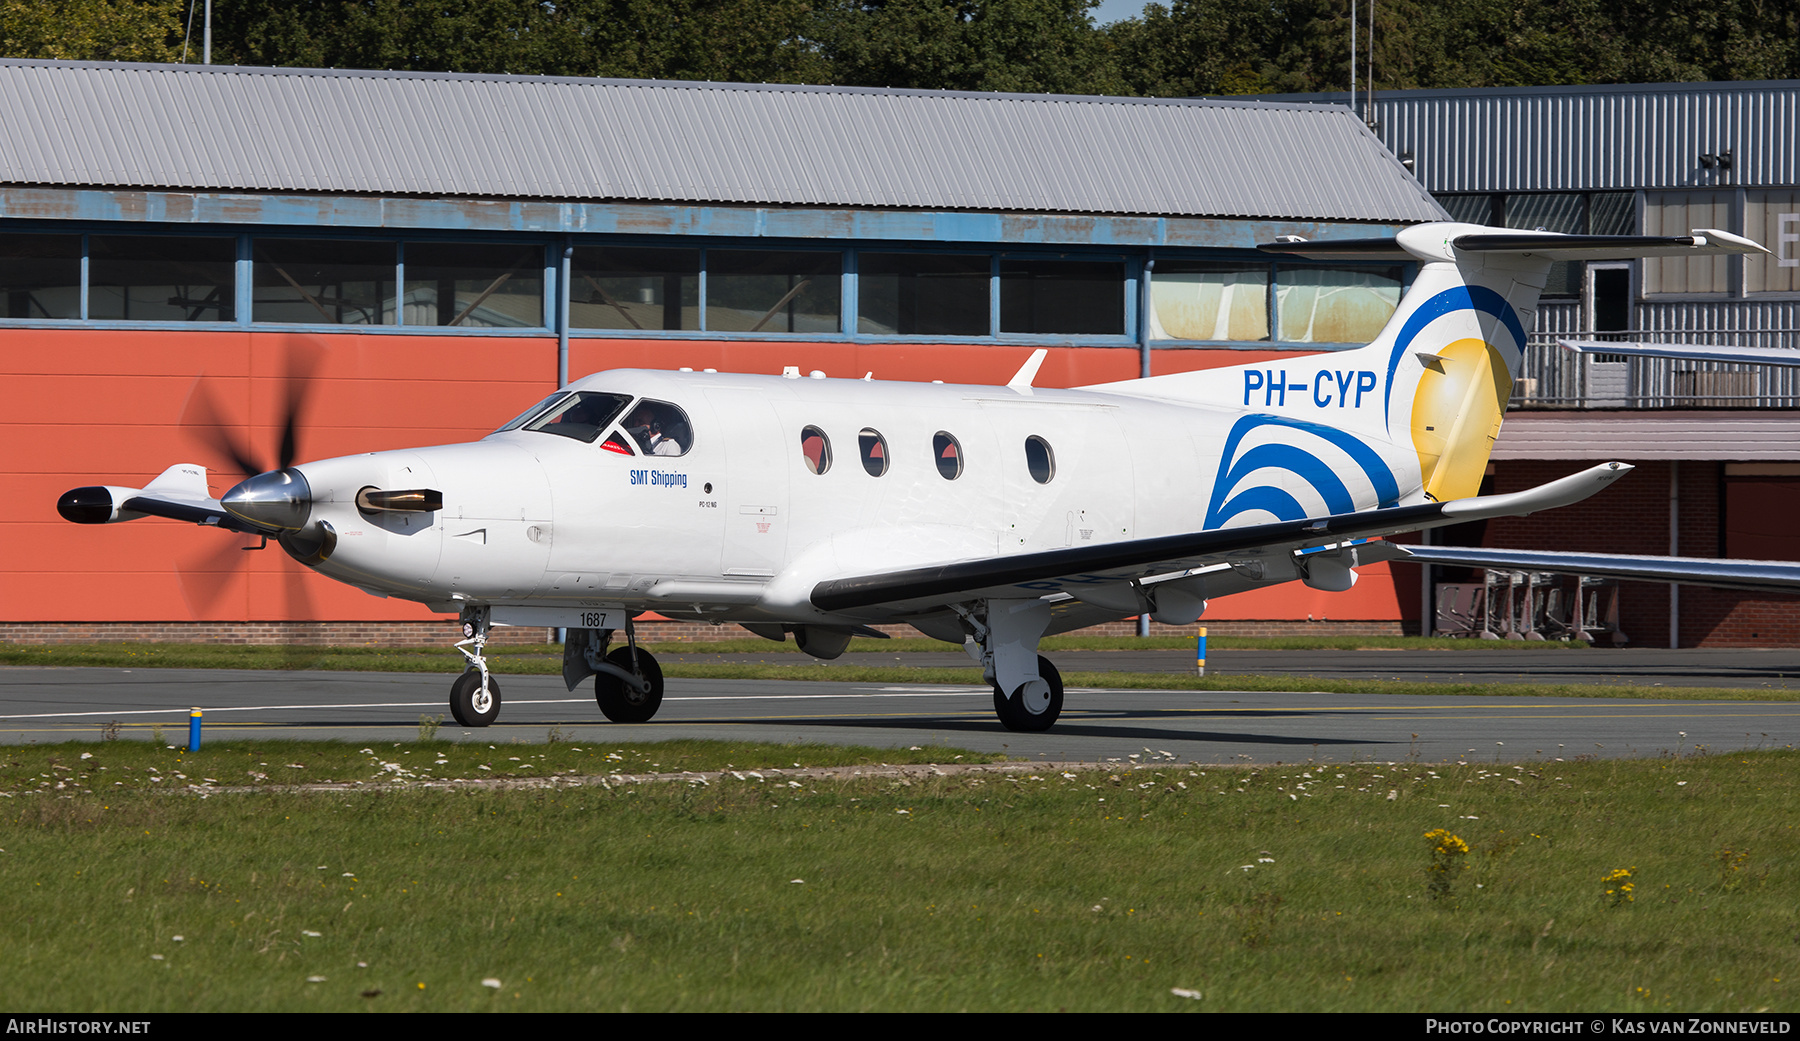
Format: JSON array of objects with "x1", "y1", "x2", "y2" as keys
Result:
[
  {"x1": 1487, "y1": 460, "x2": 1800, "y2": 647},
  {"x1": 0, "y1": 616, "x2": 1413, "y2": 646}
]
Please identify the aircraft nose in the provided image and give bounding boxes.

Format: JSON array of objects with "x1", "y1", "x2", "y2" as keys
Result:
[{"x1": 221, "y1": 468, "x2": 313, "y2": 532}]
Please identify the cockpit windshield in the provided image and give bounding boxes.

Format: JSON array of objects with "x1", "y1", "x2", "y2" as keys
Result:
[
  {"x1": 491, "y1": 392, "x2": 568, "y2": 435},
  {"x1": 520, "y1": 391, "x2": 634, "y2": 444}
]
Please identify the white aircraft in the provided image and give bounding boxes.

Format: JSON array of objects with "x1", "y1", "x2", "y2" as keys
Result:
[{"x1": 58, "y1": 222, "x2": 1791, "y2": 731}]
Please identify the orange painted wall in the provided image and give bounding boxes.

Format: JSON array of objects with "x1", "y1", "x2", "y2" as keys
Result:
[{"x1": 8, "y1": 327, "x2": 1411, "y2": 624}]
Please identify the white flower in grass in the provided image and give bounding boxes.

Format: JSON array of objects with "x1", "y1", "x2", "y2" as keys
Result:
[{"x1": 481, "y1": 978, "x2": 502, "y2": 989}]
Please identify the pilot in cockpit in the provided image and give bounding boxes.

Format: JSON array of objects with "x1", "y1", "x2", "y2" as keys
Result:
[{"x1": 625, "y1": 402, "x2": 687, "y2": 457}]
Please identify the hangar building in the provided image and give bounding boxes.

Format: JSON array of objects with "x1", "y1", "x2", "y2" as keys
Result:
[
  {"x1": 1, "y1": 59, "x2": 1448, "y2": 644},
  {"x1": 1256, "y1": 80, "x2": 1800, "y2": 646}
]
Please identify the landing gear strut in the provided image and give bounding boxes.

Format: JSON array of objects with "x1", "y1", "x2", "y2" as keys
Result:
[
  {"x1": 958, "y1": 599, "x2": 1063, "y2": 732},
  {"x1": 450, "y1": 605, "x2": 502, "y2": 727},
  {"x1": 567, "y1": 615, "x2": 665, "y2": 723}
]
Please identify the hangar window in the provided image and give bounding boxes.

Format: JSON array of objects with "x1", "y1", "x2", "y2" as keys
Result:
[
  {"x1": 1274, "y1": 265, "x2": 1404, "y2": 343},
  {"x1": 89, "y1": 235, "x2": 236, "y2": 322},
  {"x1": 859, "y1": 428, "x2": 888, "y2": 477},
  {"x1": 707, "y1": 250, "x2": 841, "y2": 334},
  {"x1": 1437, "y1": 191, "x2": 1638, "y2": 298},
  {"x1": 522, "y1": 391, "x2": 633, "y2": 444},
  {"x1": 1151, "y1": 262, "x2": 1269, "y2": 341},
  {"x1": 859, "y1": 253, "x2": 990, "y2": 336},
  {"x1": 801, "y1": 426, "x2": 832, "y2": 474},
  {"x1": 933, "y1": 432, "x2": 962, "y2": 480},
  {"x1": 254, "y1": 239, "x2": 397, "y2": 325},
  {"x1": 623, "y1": 399, "x2": 692, "y2": 457},
  {"x1": 402, "y1": 241, "x2": 544, "y2": 327},
  {"x1": 1000, "y1": 258, "x2": 1124, "y2": 335},
  {"x1": 573, "y1": 246, "x2": 699, "y2": 330},
  {"x1": 0, "y1": 233, "x2": 80, "y2": 319},
  {"x1": 1025, "y1": 435, "x2": 1055, "y2": 484}
]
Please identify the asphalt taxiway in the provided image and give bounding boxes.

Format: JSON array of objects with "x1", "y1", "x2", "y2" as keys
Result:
[{"x1": 4, "y1": 647, "x2": 1798, "y2": 764}]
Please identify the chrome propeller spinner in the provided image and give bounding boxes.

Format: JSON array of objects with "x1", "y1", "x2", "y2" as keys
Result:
[
  {"x1": 220, "y1": 467, "x2": 313, "y2": 532},
  {"x1": 221, "y1": 467, "x2": 336, "y2": 566}
]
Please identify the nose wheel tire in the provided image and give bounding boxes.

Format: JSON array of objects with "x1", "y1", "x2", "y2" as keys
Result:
[
  {"x1": 449, "y1": 670, "x2": 502, "y2": 728},
  {"x1": 596, "y1": 647, "x2": 664, "y2": 723},
  {"x1": 993, "y1": 655, "x2": 1063, "y2": 732}
]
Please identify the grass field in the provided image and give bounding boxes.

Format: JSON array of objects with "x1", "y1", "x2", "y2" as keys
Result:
[{"x1": 5, "y1": 739, "x2": 1796, "y2": 1011}]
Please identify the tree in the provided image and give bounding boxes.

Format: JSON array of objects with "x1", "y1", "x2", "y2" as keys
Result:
[{"x1": 0, "y1": 0, "x2": 184, "y2": 62}]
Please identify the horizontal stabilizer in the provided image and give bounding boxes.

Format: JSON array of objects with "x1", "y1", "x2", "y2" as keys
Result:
[
  {"x1": 1451, "y1": 228, "x2": 1768, "y2": 260},
  {"x1": 1397, "y1": 545, "x2": 1800, "y2": 597},
  {"x1": 1259, "y1": 226, "x2": 1769, "y2": 263}
]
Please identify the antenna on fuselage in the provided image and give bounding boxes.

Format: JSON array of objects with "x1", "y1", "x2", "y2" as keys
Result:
[{"x1": 1007, "y1": 348, "x2": 1048, "y2": 390}]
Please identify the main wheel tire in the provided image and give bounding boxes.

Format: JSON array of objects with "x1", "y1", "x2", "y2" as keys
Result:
[
  {"x1": 993, "y1": 654, "x2": 1063, "y2": 732},
  {"x1": 449, "y1": 670, "x2": 501, "y2": 728},
  {"x1": 595, "y1": 646, "x2": 664, "y2": 723}
]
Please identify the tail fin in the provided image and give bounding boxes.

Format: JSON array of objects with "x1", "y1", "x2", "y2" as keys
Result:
[{"x1": 1092, "y1": 223, "x2": 1769, "y2": 503}]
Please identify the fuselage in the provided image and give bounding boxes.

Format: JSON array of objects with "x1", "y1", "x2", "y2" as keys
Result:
[{"x1": 290, "y1": 365, "x2": 1427, "y2": 624}]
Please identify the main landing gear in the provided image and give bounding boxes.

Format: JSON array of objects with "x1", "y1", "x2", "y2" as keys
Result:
[
  {"x1": 565, "y1": 615, "x2": 665, "y2": 724},
  {"x1": 449, "y1": 607, "x2": 665, "y2": 728},
  {"x1": 958, "y1": 599, "x2": 1063, "y2": 732}
]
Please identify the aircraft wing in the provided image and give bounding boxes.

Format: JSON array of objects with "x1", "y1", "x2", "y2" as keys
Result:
[
  {"x1": 809, "y1": 462, "x2": 1633, "y2": 613},
  {"x1": 1395, "y1": 545, "x2": 1800, "y2": 596},
  {"x1": 1559, "y1": 339, "x2": 1800, "y2": 368}
]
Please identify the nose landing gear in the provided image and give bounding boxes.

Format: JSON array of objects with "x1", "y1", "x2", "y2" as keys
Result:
[
  {"x1": 450, "y1": 668, "x2": 502, "y2": 727},
  {"x1": 450, "y1": 606, "x2": 502, "y2": 727}
]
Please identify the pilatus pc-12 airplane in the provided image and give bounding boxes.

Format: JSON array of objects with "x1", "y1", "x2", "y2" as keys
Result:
[{"x1": 58, "y1": 223, "x2": 1795, "y2": 732}]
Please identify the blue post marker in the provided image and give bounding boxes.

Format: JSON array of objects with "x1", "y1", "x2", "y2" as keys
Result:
[
  {"x1": 188, "y1": 707, "x2": 202, "y2": 752},
  {"x1": 1195, "y1": 626, "x2": 1207, "y2": 677}
]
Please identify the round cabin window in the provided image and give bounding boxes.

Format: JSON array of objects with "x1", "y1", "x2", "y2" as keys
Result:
[
  {"x1": 933, "y1": 431, "x2": 962, "y2": 480},
  {"x1": 1025, "y1": 435, "x2": 1054, "y2": 484},
  {"x1": 801, "y1": 426, "x2": 831, "y2": 475},
  {"x1": 859, "y1": 428, "x2": 888, "y2": 477}
]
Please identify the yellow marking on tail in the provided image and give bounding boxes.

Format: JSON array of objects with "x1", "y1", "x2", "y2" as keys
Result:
[{"x1": 1410, "y1": 338, "x2": 1512, "y2": 502}]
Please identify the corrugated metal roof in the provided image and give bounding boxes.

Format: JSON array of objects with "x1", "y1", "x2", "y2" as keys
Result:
[
  {"x1": 1250, "y1": 81, "x2": 1800, "y2": 193},
  {"x1": 0, "y1": 60, "x2": 1445, "y2": 222}
]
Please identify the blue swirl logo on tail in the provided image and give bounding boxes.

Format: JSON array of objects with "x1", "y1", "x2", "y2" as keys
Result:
[
  {"x1": 1205, "y1": 414, "x2": 1400, "y2": 528},
  {"x1": 1382, "y1": 285, "x2": 1526, "y2": 428}
]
